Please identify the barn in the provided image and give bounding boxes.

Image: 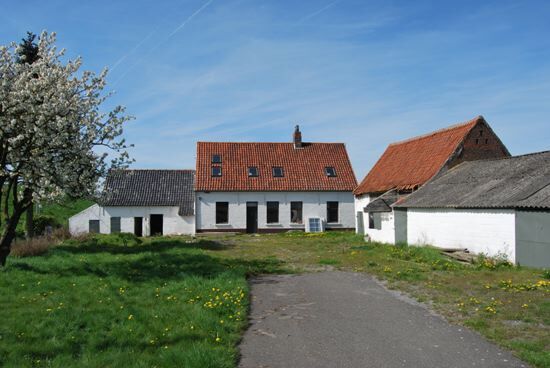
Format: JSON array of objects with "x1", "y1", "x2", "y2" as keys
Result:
[
  {"x1": 395, "y1": 151, "x2": 550, "y2": 268},
  {"x1": 354, "y1": 116, "x2": 510, "y2": 243},
  {"x1": 69, "y1": 170, "x2": 196, "y2": 236}
]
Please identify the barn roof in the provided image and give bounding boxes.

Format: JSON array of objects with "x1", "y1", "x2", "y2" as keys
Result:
[
  {"x1": 395, "y1": 151, "x2": 550, "y2": 210},
  {"x1": 195, "y1": 142, "x2": 357, "y2": 192},
  {"x1": 101, "y1": 170, "x2": 195, "y2": 216},
  {"x1": 354, "y1": 116, "x2": 483, "y2": 195},
  {"x1": 363, "y1": 190, "x2": 399, "y2": 212}
]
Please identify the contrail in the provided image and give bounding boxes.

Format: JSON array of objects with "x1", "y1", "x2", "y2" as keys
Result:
[
  {"x1": 298, "y1": 0, "x2": 341, "y2": 23},
  {"x1": 168, "y1": 0, "x2": 214, "y2": 38},
  {"x1": 112, "y1": 0, "x2": 215, "y2": 86},
  {"x1": 110, "y1": 30, "x2": 156, "y2": 72}
]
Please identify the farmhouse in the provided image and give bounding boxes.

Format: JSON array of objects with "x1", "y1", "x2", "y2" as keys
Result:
[
  {"x1": 194, "y1": 126, "x2": 357, "y2": 233},
  {"x1": 395, "y1": 151, "x2": 550, "y2": 268},
  {"x1": 354, "y1": 116, "x2": 510, "y2": 243},
  {"x1": 69, "y1": 170, "x2": 195, "y2": 236}
]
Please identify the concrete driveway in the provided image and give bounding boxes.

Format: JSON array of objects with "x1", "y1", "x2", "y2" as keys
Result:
[{"x1": 238, "y1": 272, "x2": 527, "y2": 368}]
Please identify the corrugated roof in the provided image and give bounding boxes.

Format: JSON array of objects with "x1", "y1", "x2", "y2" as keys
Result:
[
  {"x1": 354, "y1": 116, "x2": 482, "y2": 195},
  {"x1": 395, "y1": 151, "x2": 550, "y2": 209},
  {"x1": 195, "y1": 142, "x2": 357, "y2": 192},
  {"x1": 363, "y1": 190, "x2": 399, "y2": 212},
  {"x1": 101, "y1": 170, "x2": 195, "y2": 216}
]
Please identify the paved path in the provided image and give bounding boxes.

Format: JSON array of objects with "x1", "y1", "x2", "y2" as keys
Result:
[{"x1": 238, "y1": 272, "x2": 527, "y2": 368}]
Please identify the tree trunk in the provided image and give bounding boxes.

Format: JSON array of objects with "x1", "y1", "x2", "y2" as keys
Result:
[
  {"x1": 26, "y1": 202, "x2": 34, "y2": 239},
  {"x1": 0, "y1": 208, "x2": 26, "y2": 267}
]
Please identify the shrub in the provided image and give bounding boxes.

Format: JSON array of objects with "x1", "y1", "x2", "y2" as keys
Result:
[
  {"x1": 11, "y1": 236, "x2": 56, "y2": 257},
  {"x1": 475, "y1": 253, "x2": 514, "y2": 270},
  {"x1": 32, "y1": 214, "x2": 61, "y2": 236}
]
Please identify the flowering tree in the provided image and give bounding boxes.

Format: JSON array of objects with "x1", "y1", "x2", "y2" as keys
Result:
[{"x1": 0, "y1": 31, "x2": 132, "y2": 266}]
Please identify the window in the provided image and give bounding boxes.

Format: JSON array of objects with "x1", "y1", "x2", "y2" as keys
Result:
[
  {"x1": 267, "y1": 201, "x2": 279, "y2": 223},
  {"x1": 475, "y1": 139, "x2": 479, "y2": 144},
  {"x1": 325, "y1": 167, "x2": 337, "y2": 177},
  {"x1": 212, "y1": 166, "x2": 222, "y2": 177},
  {"x1": 248, "y1": 166, "x2": 258, "y2": 177},
  {"x1": 110, "y1": 217, "x2": 121, "y2": 233},
  {"x1": 479, "y1": 130, "x2": 484, "y2": 137},
  {"x1": 212, "y1": 154, "x2": 222, "y2": 163},
  {"x1": 485, "y1": 138, "x2": 489, "y2": 144},
  {"x1": 290, "y1": 201, "x2": 303, "y2": 224},
  {"x1": 368, "y1": 212, "x2": 382, "y2": 230},
  {"x1": 272, "y1": 167, "x2": 284, "y2": 177},
  {"x1": 326, "y1": 201, "x2": 339, "y2": 223},
  {"x1": 89, "y1": 220, "x2": 100, "y2": 233},
  {"x1": 216, "y1": 202, "x2": 229, "y2": 224}
]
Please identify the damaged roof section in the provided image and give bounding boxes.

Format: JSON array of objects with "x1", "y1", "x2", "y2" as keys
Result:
[
  {"x1": 101, "y1": 169, "x2": 196, "y2": 216},
  {"x1": 396, "y1": 151, "x2": 550, "y2": 210},
  {"x1": 363, "y1": 190, "x2": 399, "y2": 212}
]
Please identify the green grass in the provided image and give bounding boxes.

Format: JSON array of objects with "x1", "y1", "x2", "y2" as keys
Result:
[
  {"x1": 1, "y1": 231, "x2": 548, "y2": 367},
  {"x1": 0, "y1": 233, "x2": 284, "y2": 367}
]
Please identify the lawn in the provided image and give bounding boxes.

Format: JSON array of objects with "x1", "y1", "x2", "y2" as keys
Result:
[
  {"x1": 0, "y1": 233, "x2": 283, "y2": 367},
  {"x1": 1, "y1": 231, "x2": 548, "y2": 367}
]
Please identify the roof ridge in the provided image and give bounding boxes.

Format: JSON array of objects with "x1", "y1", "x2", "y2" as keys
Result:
[
  {"x1": 196, "y1": 141, "x2": 345, "y2": 145},
  {"x1": 112, "y1": 169, "x2": 196, "y2": 172},
  {"x1": 460, "y1": 150, "x2": 550, "y2": 165},
  {"x1": 388, "y1": 116, "x2": 482, "y2": 147}
]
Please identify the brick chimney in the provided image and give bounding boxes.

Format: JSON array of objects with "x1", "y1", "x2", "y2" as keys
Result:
[{"x1": 293, "y1": 125, "x2": 302, "y2": 148}]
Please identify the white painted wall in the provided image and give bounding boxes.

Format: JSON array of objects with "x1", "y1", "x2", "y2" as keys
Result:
[
  {"x1": 407, "y1": 208, "x2": 516, "y2": 262},
  {"x1": 354, "y1": 194, "x2": 370, "y2": 234},
  {"x1": 365, "y1": 211, "x2": 396, "y2": 244},
  {"x1": 69, "y1": 205, "x2": 195, "y2": 236},
  {"x1": 196, "y1": 191, "x2": 355, "y2": 231}
]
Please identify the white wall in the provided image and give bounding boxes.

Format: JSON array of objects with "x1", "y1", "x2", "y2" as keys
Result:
[
  {"x1": 365, "y1": 211, "x2": 396, "y2": 244},
  {"x1": 407, "y1": 208, "x2": 516, "y2": 262},
  {"x1": 196, "y1": 191, "x2": 355, "y2": 231},
  {"x1": 354, "y1": 194, "x2": 370, "y2": 234},
  {"x1": 69, "y1": 205, "x2": 195, "y2": 236}
]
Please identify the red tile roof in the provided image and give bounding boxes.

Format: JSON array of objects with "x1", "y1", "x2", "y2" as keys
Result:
[
  {"x1": 195, "y1": 142, "x2": 357, "y2": 192},
  {"x1": 354, "y1": 116, "x2": 482, "y2": 195}
]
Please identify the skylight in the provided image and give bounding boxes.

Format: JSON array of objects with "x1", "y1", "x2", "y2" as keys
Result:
[
  {"x1": 325, "y1": 167, "x2": 336, "y2": 177},
  {"x1": 248, "y1": 166, "x2": 258, "y2": 177},
  {"x1": 211, "y1": 166, "x2": 222, "y2": 177},
  {"x1": 212, "y1": 154, "x2": 221, "y2": 163},
  {"x1": 272, "y1": 167, "x2": 284, "y2": 177}
]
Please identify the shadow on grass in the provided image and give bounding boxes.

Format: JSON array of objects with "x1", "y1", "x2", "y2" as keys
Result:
[{"x1": 12, "y1": 236, "x2": 285, "y2": 282}]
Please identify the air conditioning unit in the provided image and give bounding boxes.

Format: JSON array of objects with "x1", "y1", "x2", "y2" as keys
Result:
[{"x1": 306, "y1": 217, "x2": 325, "y2": 233}]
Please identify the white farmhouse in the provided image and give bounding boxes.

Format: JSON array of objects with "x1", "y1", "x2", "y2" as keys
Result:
[
  {"x1": 395, "y1": 151, "x2": 550, "y2": 268},
  {"x1": 354, "y1": 116, "x2": 510, "y2": 243},
  {"x1": 194, "y1": 126, "x2": 357, "y2": 233},
  {"x1": 69, "y1": 170, "x2": 195, "y2": 236}
]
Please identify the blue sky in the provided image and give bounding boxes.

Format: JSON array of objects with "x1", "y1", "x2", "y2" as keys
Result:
[{"x1": 2, "y1": 0, "x2": 549, "y2": 177}]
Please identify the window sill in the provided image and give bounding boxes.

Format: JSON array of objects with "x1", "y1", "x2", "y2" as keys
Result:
[
  {"x1": 326, "y1": 223, "x2": 342, "y2": 226},
  {"x1": 265, "y1": 223, "x2": 283, "y2": 226},
  {"x1": 290, "y1": 223, "x2": 304, "y2": 227},
  {"x1": 215, "y1": 223, "x2": 232, "y2": 227}
]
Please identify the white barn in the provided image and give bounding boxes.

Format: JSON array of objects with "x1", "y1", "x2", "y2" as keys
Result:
[
  {"x1": 395, "y1": 151, "x2": 550, "y2": 268},
  {"x1": 354, "y1": 116, "x2": 510, "y2": 243},
  {"x1": 69, "y1": 170, "x2": 195, "y2": 236},
  {"x1": 194, "y1": 126, "x2": 357, "y2": 233}
]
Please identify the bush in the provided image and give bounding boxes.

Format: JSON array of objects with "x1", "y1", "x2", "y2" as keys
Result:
[
  {"x1": 32, "y1": 214, "x2": 61, "y2": 236},
  {"x1": 11, "y1": 236, "x2": 56, "y2": 257}
]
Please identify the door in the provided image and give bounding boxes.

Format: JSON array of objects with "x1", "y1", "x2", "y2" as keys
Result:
[
  {"x1": 356, "y1": 211, "x2": 364, "y2": 235},
  {"x1": 150, "y1": 214, "x2": 163, "y2": 236},
  {"x1": 246, "y1": 202, "x2": 258, "y2": 233},
  {"x1": 134, "y1": 217, "x2": 143, "y2": 237}
]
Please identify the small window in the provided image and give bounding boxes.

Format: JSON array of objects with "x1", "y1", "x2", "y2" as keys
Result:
[
  {"x1": 267, "y1": 201, "x2": 279, "y2": 223},
  {"x1": 89, "y1": 220, "x2": 100, "y2": 233},
  {"x1": 272, "y1": 167, "x2": 284, "y2": 177},
  {"x1": 216, "y1": 202, "x2": 229, "y2": 224},
  {"x1": 485, "y1": 138, "x2": 488, "y2": 144},
  {"x1": 212, "y1": 166, "x2": 222, "y2": 177},
  {"x1": 326, "y1": 201, "x2": 339, "y2": 223},
  {"x1": 110, "y1": 217, "x2": 121, "y2": 233},
  {"x1": 325, "y1": 167, "x2": 336, "y2": 177},
  {"x1": 248, "y1": 166, "x2": 258, "y2": 177},
  {"x1": 290, "y1": 201, "x2": 303, "y2": 224},
  {"x1": 212, "y1": 154, "x2": 221, "y2": 163},
  {"x1": 475, "y1": 139, "x2": 479, "y2": 144},
  {"x1": 479, "y1": 130, "x2": 483, "y2": 137},
  {"x1": 368, "y1": 213, "x2": 382, "y2": 230}
]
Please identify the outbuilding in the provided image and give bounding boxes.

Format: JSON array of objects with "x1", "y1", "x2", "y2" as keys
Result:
[
  {"x1": 395, "y1": 151, "x2": 550, "y2": 268},
  {"x1": 69, "y1": 169, "x2": 196, "y2": 236}
]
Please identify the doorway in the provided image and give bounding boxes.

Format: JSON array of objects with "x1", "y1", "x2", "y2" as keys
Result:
[
  {"x1": 246, "y1": 202, "x2": 258, "y2": 233},
  {"x1": 134, "y1": 217, "x2": 143, "y2": 237},
  {"x1": 150, "y1": 214, "x2": 163, "y2": 236}
]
